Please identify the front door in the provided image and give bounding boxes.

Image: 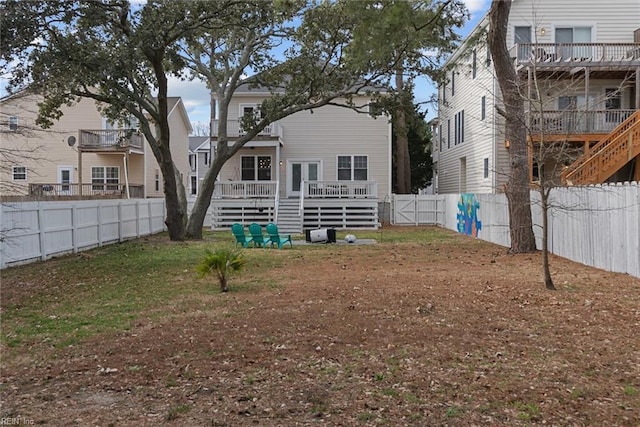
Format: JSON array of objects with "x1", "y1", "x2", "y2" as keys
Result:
[
  {"x1": 58, "y1": 166, "x2": 73, "y2": 195},
  {"x1": 289, "y1": 161, "x2": 320, "y2": 197}
]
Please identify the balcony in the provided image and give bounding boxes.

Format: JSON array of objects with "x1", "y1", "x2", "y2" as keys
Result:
[
  {"x1": 213, "y1": 181, "x2": 277, "y2": 198},
  {"x1": 211, "y1": 120, "x2": 282, "y2": 138},
  {"x1": 29, "y1": 183, "x2": 144, "y2": 198},
  {"x1": 513, "y1": 43, "x2": 640, "y2": 65},
  {"x1": 529, "y1": 109, "x2": 635, "y2": 135},
  {"x1": 305, "y1": 181, "x2": 378, "y2": 199},
  {"x1": 79, "y1": 129, "x2": 144, "y2": 151}
]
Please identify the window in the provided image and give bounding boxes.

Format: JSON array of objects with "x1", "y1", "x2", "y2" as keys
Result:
[
  {"x1": 439, "y1": 124, "x2": 443, "y2": 152},
  {"x1": 483, "y1": 158, "x2": 489, "y2": 179},
  {"x1": 190, "y1": 175, "x2": 197, "y2": 195},
  {"x1": 442, "y1": 84, "x2": 446, "y2": 103},
  {"x1": 472, "y1": 49, "x2": 477, "y2": 79},
  {"x1": 605, "y1": 88, "x2": 622, "y2": 122},
  {"x1": 9, "y1": 116, "x2": 18, "y2": 131},
  {"x1": 481, "y1": 96, "x2": 486, "y2": 121},
  {"x1": 337, "y1": 155, "x2": 368, "y2": 181},
  {"x1": 189, "y1": 154, "x2": 196, "y2": 169},
  {"x1": 447, "y1": 119, "x2": 451, "y2": 149},
  {"x1": 556, "y1": 27, "x2": 592, "y2": 58},
  {"x1": 155, "y1": 169, "x2": 160, "y2": 191},
  {"x1": 454, "y1": 110, "x2": 465, "y2": 145},
  {"x1": 241, "y1": 155, "x2": 271, "y2": 181},
  {"x1": 12, "y1": 166, "x2": 26, "y2": 181},
  {"x1": 451, "y1": 70, "x2": 455, "y2": 96},
  {"x1": 103, "y1": 115, "x2": 138, "y2": 129},
  {"x1": 515, "y1": 26, "x2": 532, "y2": 60},
  {"x1": 485, "y1": 44, "x2": 491, "y2": 66},
  {"x1": 204, "y1": 152, "x2": 209, "y2": 165},
  {"x1": 92, "y1": 166, "x2": 119, "y2": 191}
]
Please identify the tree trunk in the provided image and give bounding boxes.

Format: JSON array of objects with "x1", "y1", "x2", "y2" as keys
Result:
[
  {"x1": 394, "y1": 65, "x2": 411, "y2": 194},
  {"x1": 541, "y1": 187, "x2": 556, "y2": 290},
  {"x1": 488, "y1": 0, "x2": 537, "y2": 253}
]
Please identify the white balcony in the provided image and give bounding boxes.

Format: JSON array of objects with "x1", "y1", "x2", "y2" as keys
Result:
[{"x1": 211, "y1": 120, "x2": 282, "y2": 138}]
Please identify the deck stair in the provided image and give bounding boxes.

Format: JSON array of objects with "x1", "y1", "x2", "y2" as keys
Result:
[
  {"x1": 276, "y1": 198, "x2": 303, "y2": 234},
  {"x1": 562, "y1": 110, "x2": 640, "y2": 185}
]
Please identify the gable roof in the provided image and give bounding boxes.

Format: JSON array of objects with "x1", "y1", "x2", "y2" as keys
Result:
[
  {"x1": 189, "y1": 136, "x2": 209, "y2": 152},
  {"x1": 167, "y1": 97, "x2": 193, "y2": 134}
]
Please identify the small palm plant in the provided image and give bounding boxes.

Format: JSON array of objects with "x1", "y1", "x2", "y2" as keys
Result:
[{"x1": 196, "y1": 247, "x2": 246, "y2": 293}]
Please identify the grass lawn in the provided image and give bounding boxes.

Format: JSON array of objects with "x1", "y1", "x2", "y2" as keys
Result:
[{"x1": 1, "y1": 226, "x2": 638, "y2": 425}]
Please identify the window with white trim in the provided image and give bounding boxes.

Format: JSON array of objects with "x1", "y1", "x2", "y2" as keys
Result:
[
  {"x1": 337, "y1": 155, "x2": 368, "y2": 181},
  {"x1": 12, "y1": 166, "x2": 26, "y2": 181},
  {"x1": 155, "y1": 169, "x2": 160, "y2": 191},
  {"x1": 241, "y1": 155, "x2": 271, "y2": 181},
  {"x1": 9, "y1": 116, "x2": 18, "y2": 131},
  {"x1": 92, "y1": 166, "x2": 119, "y2": 191}
]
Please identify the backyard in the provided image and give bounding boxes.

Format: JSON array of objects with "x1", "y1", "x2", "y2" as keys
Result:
[{"x1": 1, "y1": 226, "x2": 639, "y2": 426}]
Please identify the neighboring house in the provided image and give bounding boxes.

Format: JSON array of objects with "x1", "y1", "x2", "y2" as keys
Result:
[
  {"x1": 436, "y1": 0, "x2": 640, "y2": 194},
  {"x1": 0, "y1": 92, "x2": 192, "y2": 199},
  {"x1": 188, "y1": 135, "x2": 210, "y2": 197},
  {"x1": 209, "y1": 86, "x2": 392, "y2": 232}
]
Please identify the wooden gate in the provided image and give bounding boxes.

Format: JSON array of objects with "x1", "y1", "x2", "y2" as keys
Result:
[{"x1": 391, "y1": 195, "x2": 445, "y2": 225}]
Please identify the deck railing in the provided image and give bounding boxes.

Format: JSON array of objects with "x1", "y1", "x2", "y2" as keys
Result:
[
  {"x1": 514, "y1": 43, "x2": 640, "y2": 64},
  {"x1": 529, "y1": 110, "x2": 635, "y2": 134},
  {"x1": 79, "y1": 129, "x2": 144, "y2": 150},
  {"x1": 211, "y1": 120, "x2": 282, "y2": 138},
  {"x1": 305, "y1": 180, "x2": 377, "y2": 198},
  {"x1": 213, "y1": 181, "x2": 277, "y2": 198},
  {"x1": 29, "y1": 183, "x2": 144, "y2": 198}
]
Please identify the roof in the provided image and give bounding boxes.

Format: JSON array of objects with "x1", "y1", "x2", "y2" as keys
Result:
[
  {"x1": 189, "y1": 136, "x2": 209, "y2": 152},
  {"x1": 167, "y1": 97, "x2": 193, "y2": 134}
]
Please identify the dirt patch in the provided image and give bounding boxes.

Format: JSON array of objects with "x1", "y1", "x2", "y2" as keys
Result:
[{"x1": 1, "y1": 227, "x2": 639, "y2": 425}]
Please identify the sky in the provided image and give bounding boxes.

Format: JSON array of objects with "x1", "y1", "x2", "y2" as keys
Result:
[{"x1": 172, "y1": 0, "x2": 491, "y2": 128}]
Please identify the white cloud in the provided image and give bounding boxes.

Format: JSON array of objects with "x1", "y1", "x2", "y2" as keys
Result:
[
  {"x1": 166, "y1": 76, "x2": 210, "y2": 124},
  {"x1": 464, "y1": 0, "x2": 490, "y2": 15}
]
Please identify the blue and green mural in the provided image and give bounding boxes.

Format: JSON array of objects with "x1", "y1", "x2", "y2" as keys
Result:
[{"x1": 457, "y1": 194, "x2": 481, "y2": 237}]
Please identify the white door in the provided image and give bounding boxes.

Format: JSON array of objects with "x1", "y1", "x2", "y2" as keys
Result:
[
  {"x1": 58, "y1": 166, "x2": 73, "y2": 195},
  {"x1": 289, "y1": 161, "x2": 320, "y2": 197}
]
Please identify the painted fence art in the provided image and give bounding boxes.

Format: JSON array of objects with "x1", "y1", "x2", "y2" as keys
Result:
[{"x1": 456, "y1": 194, "x2": 481, "y2": 237}]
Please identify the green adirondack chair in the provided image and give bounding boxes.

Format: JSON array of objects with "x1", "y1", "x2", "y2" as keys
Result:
[
  {"x1": 248, "y1": 223, "x2": 271, "y2": 248},
  {"x1": 266, "y1": 223, "x2": 293, "y2": 249},
  {"x1": 231, "y1": 223, "x2": 253, "y2": 248}
]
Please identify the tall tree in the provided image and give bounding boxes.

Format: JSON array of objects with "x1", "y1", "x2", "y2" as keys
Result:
[
  {"x1": 345, "y1": 0, "x2": 466, "y2": 194},
  {"x1": 1, "y1": 0, "x2": 236, "y2": 240},
  {"x1": 392, "y1": 96, "x2": 433, "y2": 193},
  {"x1": 487, "y1": 0, "x2": 537, "y2": 253}
]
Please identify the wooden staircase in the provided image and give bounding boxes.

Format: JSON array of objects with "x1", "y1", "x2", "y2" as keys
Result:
[
  {"x1": 276, "y1": 198, "x2": 303, "y2": 234},
  {"x1": 562, "y1": 110, "x2": 640, "y2": 185}
]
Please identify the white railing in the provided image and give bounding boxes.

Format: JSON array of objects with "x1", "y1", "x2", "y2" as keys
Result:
[
  {"x1": 211, "y1": 120, "x2": 282, "y2": 138},
  {"x1": 305, "y1": 181, "x2": 378, "y2": 198},
  {"x1": 213, "y1": 181, "x2": 277, "y2": 198},
  {"x1": 513, "y1": 42, "x2": 640, "y2": 64},
  {"x1": 274, "y1": 182, "x2": 280, "y2": 222},
  {"x1": 529, "y1": 110, "x2": 636, "y2": 134},
  {"x1": 299, "y1": 180, "x2": 305, "y2": 216}
]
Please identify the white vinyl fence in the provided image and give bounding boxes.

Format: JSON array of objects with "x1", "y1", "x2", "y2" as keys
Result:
[
  {"x1": 0, "y1": 199, "x2": 166, "y2": 268},
  {"x1": 391, "y1": 182, "x2": 640, "y2": 278}
]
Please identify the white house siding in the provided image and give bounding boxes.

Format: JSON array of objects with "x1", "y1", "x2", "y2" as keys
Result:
[
  {"x1": 438, "y1": 41, "x2": 501, "y2": 194},
  {"x1": 508, "y1": 0, "x2": 640, "y2": 45},
  {"x1": 1, "y1": 95, "x2": 105, "y2": 195},
  {"x1": 218, "y1": 96, "x2": 392, "y2": 200},
  {"x1": 437, "y1": 0, "x2": 640, "y2": 195}
]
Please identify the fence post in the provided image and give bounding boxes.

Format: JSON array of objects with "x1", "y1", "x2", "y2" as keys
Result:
[
  {"x1": 118, "y1": 201, "x2": 123, "y2": 242},
  {"x1": 97, "y1": 202, "x2": 103, "y2": 247},
  {"x1": 136, "y1": 200, "x2": 141, "y2": 238},
  {"x1": 38, "y1": 203, "x2": 47, "y2": 261},
  {"x1": 148, "y1": 200, "x2": 153, "y2": 235},
  {"x1": 72, "y1": 203, "x2": 78, "y2": 253}
]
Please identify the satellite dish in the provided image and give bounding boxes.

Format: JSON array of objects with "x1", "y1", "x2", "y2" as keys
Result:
[{"x1": 67, "y1": 136, "x2": 76, "y2": 147}]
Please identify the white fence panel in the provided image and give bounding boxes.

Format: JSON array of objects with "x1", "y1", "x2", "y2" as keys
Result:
[
  {"x1": 390, "y1": 195, "x2": 445, "y2": 225},
  {"x1": 1, "y1": 199, "x2": 167, "y2": 269},
  {"x1": 391, "y1": 183, "x2": 639, "y2": 278}
]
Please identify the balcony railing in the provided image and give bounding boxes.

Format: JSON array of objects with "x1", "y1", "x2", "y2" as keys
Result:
[
  {"x1": 513, "y1": 43, "x2": 640, "y2": 65},
  {"x1": 211, "y1": 120, "x2": 282, "y2": 138},
  {"x1": 529, "y1": 109, "x2": 635, "y2": 134},
  {"x1": 213, "y1": 181, "x2": 277, "y2": 198},
  {"x1": 29, "y1": 183, "x2": 144, "y2": 198},
  {"x1": 79, "y1": 129, "x2": 144, "y2": 150},
  {"x1": 306, "y1": 180, "x2": 377, "y2": 199}
]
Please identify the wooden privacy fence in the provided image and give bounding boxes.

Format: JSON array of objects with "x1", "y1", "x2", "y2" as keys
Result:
[
  {"x1": 391, "y1": 183, "x2": 640, "y2": 278},
  {"x1": 1, "y1": 199, "x2": 166, "y2": 268}
]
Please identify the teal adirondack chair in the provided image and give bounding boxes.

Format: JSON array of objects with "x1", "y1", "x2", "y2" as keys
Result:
[
  {"x1": 231, "y1": 223, "x2": 253, "y2": 248},
  {"x1": 266, "y1": 223, "x2": 293, "y2": 249},
  {"x1": 248, "y1": 223, "x2": 271, "y2": 248}
]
